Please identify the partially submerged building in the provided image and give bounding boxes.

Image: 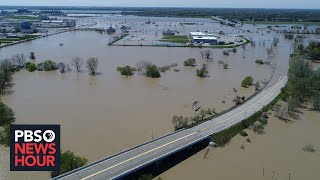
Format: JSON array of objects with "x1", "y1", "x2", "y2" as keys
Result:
[
  {"x1": 190, "y1": 32, "x2": 219, "y2": 44},
  {"x1": 192, "y1": 36, "x2": 218, "y2": 44}
]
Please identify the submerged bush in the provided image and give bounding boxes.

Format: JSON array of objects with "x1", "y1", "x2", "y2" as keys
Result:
[
  {"x1": 0, "y1": 101, "x2": 15, "y2": 126},
  {"x1": 239, "y1": 131, "x2": 248, "y2": 137},
  {"x1": 117, "y1": 66, "x2": 136, "y2": 76},
  {"x1": 37, "y1": 60, "x2": 58, "y2": 71},
  {"x1": 255, "y1": 59, "x2": 264, "y2": 64},
  {"x1": 241, "y1": 76, "x2": 253, "y2": 87},
  {"x1": 302, "y1": 144, "x2": 316, "y2": 153},
  {"x1": 184, "y1": 58, "x2": 196, "y2": 66},
  {"x1": 51, "y1": 150, "x2": 88, "y2": 178},
  {"x1": 0, "y1": 123, "x2": 10, "y2": 146},
  {"x1": 26, "y1": 63, "x2": 37, "y2": 72},
  {"x1": 145, "y1": 65, "x2": 161, "y2": 78},
  {"x1": 196, "y1": 64, "x2": 208, "y2": 78}
]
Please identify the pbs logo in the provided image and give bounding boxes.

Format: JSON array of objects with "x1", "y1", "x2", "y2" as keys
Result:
[{"x1": 15, "y1": 129, "x2": 56, "y2": 143}]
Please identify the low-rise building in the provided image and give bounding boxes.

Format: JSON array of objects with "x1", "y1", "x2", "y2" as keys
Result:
[
  {"x1": 192, "y1": 36, "x2": 218, "y2": 44},
  {"x1": 190, "y1": 32, "x2": 219, "y2": 44}
]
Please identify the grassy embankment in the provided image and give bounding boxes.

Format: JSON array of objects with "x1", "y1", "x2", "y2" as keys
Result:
[
  {"x1": 211, "y1": 90, "x2": 286, "y2": 146},
  {"x1": 243, "y1": 21, "x2": 320, "y2": 26},
  {"x1": 160, "y1": 35, "x2": 190, "y2": 44},
  {"x1": 5, "y1": 16, "x2": 38, "y2": 20},
  {"x1": 0, "y1": 35, "x2": 40, "y2": 44}
]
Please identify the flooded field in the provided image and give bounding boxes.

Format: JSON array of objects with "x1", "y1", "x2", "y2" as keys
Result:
[{"x1": 0, "y1": 15, "x2": 296, "y2": 179}]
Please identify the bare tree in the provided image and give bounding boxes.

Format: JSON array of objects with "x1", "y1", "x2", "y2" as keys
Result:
[
  {"x1": 255, "y1": 81, "x2": 260, "y2": 91},
  {"x1": 29, "y1": 52, "x2": 36, "y2": 60},
  {"x1": 242, "y1": 44, "x2": 246, "y2": 51},
  {"x1": 200, "y1": 51, "x2": 204, "y2": 58},
  {"x1": 274, "y1": 103, "x2": 288, "y2": 120},
  {"x1": 267, "y1": 47, "x2": 274, "y2": 57},
  {"x1": 67, "y1": 64, "x2": 72, "y2": 72},
  {"x1": 223, "y1": 63, "x2": 229, "y2": 69},
  {"x1": 273, "y1": 37, "x2": 280, "y2": 47},
  {"x1": 58, "y1": 62, "x2": 66, "y2": 74},
  {"x1": 86, "y1": 57, "x2": 99, "y2": 76},
  {"x1": 135, "y1": 60, "x2": 152, "y2": 74},
  {"x1": 204, "y1": 50, "x2": 212, "y2": 60},
  {"x1": 71, "y1": 57, "x2": 84, "y2": 72},
  {"x1": 11, "y1": 54, "x2": 26, "y2": 68},
  {"x1": 171, "y1": 115, "x2": 188, "y2": 130}
]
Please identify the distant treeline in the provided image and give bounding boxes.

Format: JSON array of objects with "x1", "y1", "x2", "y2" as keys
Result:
[
  {"x1": 2, "y1": 6, "x2": 320, "y2": 22},
  {"x1": 122, "y1": 8, "x2": 320, "y2": 22}
]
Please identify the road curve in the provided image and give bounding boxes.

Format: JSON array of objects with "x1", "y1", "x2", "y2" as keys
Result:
[{"x1": 53, "y1": 76, "x2": 287, "y2": 180}]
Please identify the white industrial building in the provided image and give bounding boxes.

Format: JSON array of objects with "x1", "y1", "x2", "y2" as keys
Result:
[{"x1": 190, "y1": 32, "x2": 219, "y2": 44}]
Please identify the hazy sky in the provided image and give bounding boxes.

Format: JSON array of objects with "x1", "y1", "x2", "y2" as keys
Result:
[{"x1": 1, "y1": 0, "x2": 320, "y2": 9}]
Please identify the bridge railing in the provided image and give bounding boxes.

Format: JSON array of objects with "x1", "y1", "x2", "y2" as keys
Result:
[{"x1": 52, "y1": 128, "x2": 185, "y2": 179}]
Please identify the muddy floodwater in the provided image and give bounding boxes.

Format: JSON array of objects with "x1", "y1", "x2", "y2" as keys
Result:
[
  {"x1": 161, "y1": 109, "x2": 320, "y2": 180},
  {"x1": 0, "y1": 16, "x2": 296, "y2": 179}
]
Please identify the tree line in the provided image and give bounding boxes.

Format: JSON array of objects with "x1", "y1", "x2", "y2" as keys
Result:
[{"x1": 0, "y1": 55, "x2": 89, "y2": 178}]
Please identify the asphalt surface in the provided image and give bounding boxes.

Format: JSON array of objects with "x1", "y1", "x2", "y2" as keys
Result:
[{"x1": 53, "y1": 76, "x2": 287, "y2": 180}]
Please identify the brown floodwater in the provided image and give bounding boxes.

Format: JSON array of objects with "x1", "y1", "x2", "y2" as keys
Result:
[
  {"x1": 161, "y1": 109, "x2": 320, "y2": 180},
  {"x1": 0, "y1": 19, "x2": 294, "y2": 180}
]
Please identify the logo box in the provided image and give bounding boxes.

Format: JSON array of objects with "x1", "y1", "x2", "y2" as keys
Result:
[{"x1": 10, "y1": 124, "x2": 60, "y2": 171}]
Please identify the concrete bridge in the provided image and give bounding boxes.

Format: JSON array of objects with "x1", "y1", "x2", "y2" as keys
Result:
[{"x1": 53, "y1": 76, "x2": 287, "y2": 180}]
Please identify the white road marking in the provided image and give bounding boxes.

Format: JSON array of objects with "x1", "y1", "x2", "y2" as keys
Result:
[{"x1": 80, "y1": 77, "x2": 284, "y2": 180}]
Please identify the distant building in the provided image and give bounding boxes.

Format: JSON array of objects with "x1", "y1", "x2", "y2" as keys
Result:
[
  {"x1": 38, "y1": 14, "x2": 50, "y2": 20},
  {"x1": 67, "y1": 20, "x2": 76, "y2": 28},
  {"x1": 6, "y1": 33, "x2": 18, "y2": 38},
  {"x1": 0, "y1": 23, "x2": 15, "y2": 33},
  {"x1": 17, "y1": 8, "x2": 30, "y2": 13},
  {"x1": 190, "y1": 32, "x2": 218, "y2": 37},
  {"x1": 21, "y1": 22, "x2": 32, "y2": 29},
  {"x1": 190, "y1": 32, "x2": 219, "y2": 44},
  {"x1": 192, "y1": 36, "x2": 218, "y2": 44},
  {"x1": 0, "y1": 33, "x2": 6, "y2": 38},
  {"x1": 21, "y1": 28, "x2": 36, "y2": 34},
  {"x1": 162, "y1": 29, "x2": 174, "y2": 36}
]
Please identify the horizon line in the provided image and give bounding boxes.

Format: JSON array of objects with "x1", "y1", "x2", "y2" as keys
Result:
[{"x1": 0, "y1": 5, "x2": 320, "y2": 10}]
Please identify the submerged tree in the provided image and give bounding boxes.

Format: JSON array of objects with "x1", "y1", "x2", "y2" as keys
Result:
[
  {"x1": 59, "y1": 62, "x2": 66, "y2": 74},
  {"x1": 0, "y1": 101, "x2": 15, "y2": 126},
  {"x1": 255, "y1": 81, "x2": 260, "y2": 91},
  {"x1": 145, "y1": 65, "x2": 160, "y2": 78},
  {"x1": 29, "y1": 52, "x2": 36, "y2": 60},
  {"x1": 86, "y1": 57, "x2": 99, "y2": 76},
  {"x1": 273, "y1": 37, "x2": 280, "y2": 47},
  {"x1": 184, "y1": 58, "x2": 196, "y2": 67},
  {"x1": 204, "y1": 50, "x2": 212, "y2": 60},
  {"x1": 241, "y1": 76, "x2": 253, "y2": 88},
  {"x1": 71, "y1": 57, "x2": 84, "y2": 72},
  {"x1": 274, "y1": 103, "x2": 288, "y2": 120},
  {"x1": 196, "y1": 64, "x2": 209, "y2": 78},
  {"x1": 51, "y1": 150, "x2": 87, "y2": 178},
  {"x1": 11, "y1": 54, "x2": 26, "y2": 68},
  {"x1": 0, "y1": 59, "x2": 15, "y2": 95},
  {"x1": 117, "y1": 66, "x2": 136, "y2": 77}
]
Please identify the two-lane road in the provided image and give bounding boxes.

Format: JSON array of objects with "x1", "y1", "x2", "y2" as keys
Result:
[{"x1": 53, "y1": 76, "x2": 287, "y2": 180}]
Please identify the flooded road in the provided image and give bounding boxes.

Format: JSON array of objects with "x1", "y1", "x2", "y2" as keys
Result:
[{"x1": 0, "y1": 17, "x2": 294, "y2": 179}]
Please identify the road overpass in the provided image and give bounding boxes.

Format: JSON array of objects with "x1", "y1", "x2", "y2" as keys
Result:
[{"x1": 53, "y1": 76, "x2": 287, "y2": 180}]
